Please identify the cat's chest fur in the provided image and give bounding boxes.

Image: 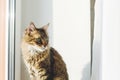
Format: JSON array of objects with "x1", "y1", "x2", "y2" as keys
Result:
[
  {"x1": 28, "y1": 44, "x2": 48, "y2": 55},
  {"x1": 25, "y1": 52, "x2": 50, "y2": 75},
  {"x1": 22, "y1": 42, "x2": 51, "y2": 77},
  {"x1": 24, "y1": 43, "x2": 50, "y2": 66}
]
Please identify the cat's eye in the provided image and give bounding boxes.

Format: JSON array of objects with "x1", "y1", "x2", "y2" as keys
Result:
[{"x1": 36, "y1": 38, "x2": 42, "y2": 44}]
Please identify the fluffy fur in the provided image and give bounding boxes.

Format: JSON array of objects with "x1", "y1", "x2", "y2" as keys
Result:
[{"x1": 21, "y1": 22, "x2": 68, "y2": 80}]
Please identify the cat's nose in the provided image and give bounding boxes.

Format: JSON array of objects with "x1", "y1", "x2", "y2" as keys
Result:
[
  {"x1": 43, "y1": 44, "x2": 48, "y2": 48},
  {"x1": 43, "y1": 45, "x2": 46, "y2": 48}
]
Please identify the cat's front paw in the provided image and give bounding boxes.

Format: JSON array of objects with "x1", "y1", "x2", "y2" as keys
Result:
[{"x1": 37, "y1": 76, "x2": 48, "y2": 80}]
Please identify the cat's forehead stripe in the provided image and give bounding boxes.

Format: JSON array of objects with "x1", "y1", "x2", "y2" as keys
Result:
[{"x1": 37, "y1": 29, "x2": 47, "y2": 38}]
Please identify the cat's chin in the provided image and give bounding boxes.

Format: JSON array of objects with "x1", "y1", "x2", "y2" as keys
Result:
[{"x1": 28, "y1": 44, "x2": 48, "y2": 54}]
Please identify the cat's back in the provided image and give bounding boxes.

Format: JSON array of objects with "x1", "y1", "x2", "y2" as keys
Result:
[
  {"x1": 50, "y1": 47, "x2": 69, "y2": 80},
  {"x1": 50, "y1": 47, "x2": 63, "y2": 60},
  {"x1": 50, "y1": 47, "x2": 66, "y2": 66}
]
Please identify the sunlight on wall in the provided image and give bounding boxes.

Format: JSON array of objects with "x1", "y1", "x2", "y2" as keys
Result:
[{"x1": 53, "y1": 0, "x2": 91, "y2": 80}]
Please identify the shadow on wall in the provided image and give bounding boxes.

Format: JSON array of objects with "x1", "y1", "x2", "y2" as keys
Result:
[
  {"x1": 81, "y1": 63, "x2": 90, "y2": 80},
  {"x1": 21, "y1": 59, "x2": 30, "y2": 80}
]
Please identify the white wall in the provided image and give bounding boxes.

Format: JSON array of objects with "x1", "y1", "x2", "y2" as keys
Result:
[
  {"x1": 53, "y1": 0, "x2": 91, "y2": 80},
  {"x1": 15, "y1": 0, "x2": 21, "y2": 80},
  {"x1": 92, "y1": 0, "x2": 120, "y2": 80},
  {"x1": 102, "y1": 0, "x2": 120, "y2": 80}
]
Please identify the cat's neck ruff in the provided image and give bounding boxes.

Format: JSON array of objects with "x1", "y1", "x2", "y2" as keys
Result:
[{"x1": 28, "y1": 44, "x2": 49, "y2": 54}]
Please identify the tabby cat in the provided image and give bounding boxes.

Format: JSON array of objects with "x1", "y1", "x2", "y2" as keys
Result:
[{"x1": 21, "y1": 22, "x2": 68, "y2": 80}]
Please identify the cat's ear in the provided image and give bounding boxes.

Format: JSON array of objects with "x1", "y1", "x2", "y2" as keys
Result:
[
  {"x1": 42, "y1": 23, "x2": 49, "y2": 31},
  {"x1": 25, "y1": 22, "x2": 36, "y2": 34},
  {"x1": 28, "y1": 22, "x2": 36, "y2": 31}
]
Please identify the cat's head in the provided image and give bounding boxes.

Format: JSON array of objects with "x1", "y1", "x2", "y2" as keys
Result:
[{"x1": 23, "y1": 22, "x2": 49, "y2": 52}]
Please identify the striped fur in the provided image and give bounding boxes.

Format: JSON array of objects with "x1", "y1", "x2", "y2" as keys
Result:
[{"x1": 21, "y1": 22, "x2": 68, "y2": 80}]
